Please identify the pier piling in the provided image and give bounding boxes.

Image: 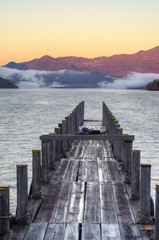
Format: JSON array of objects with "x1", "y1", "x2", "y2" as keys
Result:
[
  {"x1": 16, "y1": 165, "x2": 28, "y2": 224},
  {"x1": 0, "y1": 186, "x2": 10, "y2": 234}
]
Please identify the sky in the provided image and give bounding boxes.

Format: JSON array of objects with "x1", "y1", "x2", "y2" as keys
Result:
[{"x1": 1, "y1": 0, "x2": 159, "y2": 65}]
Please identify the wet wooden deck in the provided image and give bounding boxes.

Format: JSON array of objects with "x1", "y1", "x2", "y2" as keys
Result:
[{"x1": 7, "y1": 122, "x2": 153, "y2": 240}]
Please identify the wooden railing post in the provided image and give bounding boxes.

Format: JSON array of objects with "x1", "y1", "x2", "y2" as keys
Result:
[
  {"x1": 0, "y1": 186, "x2": 10, "y2": 234},
  {"x1": 124, "y1": 140, "x2": 133, "y2": 184},
  {"x1": 54, "y1": 127, "x2": 61, "y2": 161},
  {"x1": 48, "y1": 133, "x2": 56, "y2": 169},
  {"x1": 32, "y1": 150, "x2": 41, "y2": 199},
  {"x1": 16, "y1": 165, "x2": 29, "y2": 224},
  {"x1": 41, "y1": 140, "x2": 49, "y2": 183},
  {"x1": 131, "y1": 150, "x2": 140, "y2": 200},
  {"x1": 155, "y1": 184, "x2": 159, "y2": 240},
  {"x1": 138, "y1": 164, "x2": 152, "y2": 224}
]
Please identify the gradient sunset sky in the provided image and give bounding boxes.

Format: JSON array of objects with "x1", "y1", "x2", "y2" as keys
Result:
[{"x1": 1, "y1": 0, "x2": 159, "y2": 65}]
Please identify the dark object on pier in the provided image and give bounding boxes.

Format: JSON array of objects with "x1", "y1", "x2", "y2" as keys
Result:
[{"x1": 78, "y1": 127, "x2": 101, "y2": 135}]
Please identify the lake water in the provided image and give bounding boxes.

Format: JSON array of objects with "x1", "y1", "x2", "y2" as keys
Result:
[{"x1": 0, "y1": 89, "x2": 159, "y2": 213}]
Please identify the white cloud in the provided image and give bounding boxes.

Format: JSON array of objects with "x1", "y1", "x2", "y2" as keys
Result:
[{"x1": 98, "y1": 72, "x2": 159, "y2": 89}]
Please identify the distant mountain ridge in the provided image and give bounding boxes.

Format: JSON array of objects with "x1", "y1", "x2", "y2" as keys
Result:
[{"x1": 3, "y1": 46, "x2": 159, "y2": 77}]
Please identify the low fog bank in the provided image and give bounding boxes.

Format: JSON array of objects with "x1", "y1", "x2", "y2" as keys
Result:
[
  {"x1": 98, "y1": 72, "x2": 159, "y2": 89},
  {"x1": 0, "y1": 67, "x2": 158, "y2": 89}
]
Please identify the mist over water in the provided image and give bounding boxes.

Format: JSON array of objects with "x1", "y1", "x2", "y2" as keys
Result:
[
  {"x1": 1, "y1": 67, "x2": 159, "y2": 89},
  {"x1": 0, "y1": 89, "x2": 159, "y2": 213}
]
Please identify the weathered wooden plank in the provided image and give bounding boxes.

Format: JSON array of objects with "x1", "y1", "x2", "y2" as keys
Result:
[
  {"x1": 7, "y1": 225, "x2": 28, "y2": 240},
  {"x1": 112, "y1": 182, "x2": 134, "y2": 223},
  {"x1": 81, "y1": 224, "x2": 101, "y2": 240},
  {"x1": 87, "y1": 161, "x2": 99, "y2": 182},
  {"x1": 40, "y1": 134, "x2": 135, "y2": 141},
  {"x1": 64, "y1": 223, "x2": 79, "y2": 240},
  {"x1": 101, "y1": 223, "x2": 121, "y2": 240},
  {"x1": 68, "y1": 145, "x2": 77, "y2": 158},
  {"x1": 78, "y1": 161, "x2": 88, "y2": 182},
  {"x1": 51, "y1": 159, "x2": 70, "y2": 182},
  {"x1": 35, "y1": 183, "x2": 62, "y2": 222},
  {"x1": 52, "y1": 182, "x2": 72, "y2": 223},
  {"x1": 98, "y1": 160, "x2": 110, "y2": 182},
  {"x1": 28, "y1": 199, "x2": 42, "y2": 222},
  {"x1": 72, "y1": 160, "x2": 80, "y2": 181},
  {"x1": 84, "y1": 182, "x2": 100, "y2": 223},
  {"x1": 64, "y1": 161, "x2": 77, "y2": 182},
  {"x1": 24, "y1": 223, "x2": 47, "y2": 240},
  {"x1": 107, "y1": 160, "x2": 122, "y2": 182},
  {"x1": 75, "y1": 142, "x2": 85, "y2": 159},
  {"x1": 44, "y1": 223, "x2": 65, "y2": 240},
  {"x1": 119, "y1": 223, "x2": 142, "y2": 239},
  {"x1": 100, "y1": 183, "x2": 117, "y2": 223},
  {"x1": 84, "y1": 141, "x2": 97, "y2": 160},
  {"x1": 96, "y1": 143, "x2": 105, "y2": 160},
  {"x1": 67, "y1": 182, "x2": 84, "y2": 223}
]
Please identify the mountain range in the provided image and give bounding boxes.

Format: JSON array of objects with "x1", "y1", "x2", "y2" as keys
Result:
[{"x1": 3, "y1": 46, "x2": 159, "y2": 77}]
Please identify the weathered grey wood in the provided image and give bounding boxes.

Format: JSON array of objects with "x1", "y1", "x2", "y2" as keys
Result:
[
  {"x1": 16, "y1": 165, "x2": 29, "y2": 224},
  {"x1": 48, "y1": 133, "x2": 56, "y2": 169},
  {"x1": 138, "y1": 164, "x2": 152, "y2": 224},
  {"x1": 82, "y1": 224, "x2": 101, "y2": 240},
  {"x1": 51, "y1": 159, "x2": 70, "y2": 182},
  {"x1": 44, "y1": 223, "x2": 65, "y2": 240},
  {"x1": 155, "y1": 184, "x2": 159, "y2": 240},
  {"x1": 41, "y1": 140, "x2": 49, "y2": 183},
  {"x1": 24, "y1": 223, "x2": 47, "y2": 240},
  {"x1": 100, "y1": 183, "x2": 117, "y2": 223},
  {"x1": 112, "y1": 182, "x2": 134, "y2": 223},
  {"x1": 32, "y1": 150, "x2": 41, "y2": 199},
  {"x1": 123, "y1": 140, "x2": 132, "y2": 184},
  {"x1": 131, "y1": 150, "x2": 140, "y2": 200},
  {"x1": 107, "y1": 160, "x2": 122, "y2": 182},
  {"x1": 84, "y1": 182, "x2": 100, "y2": 223},
  {"x1": 40, "y1": 134, "x2": 135, "y2": 141},
  {"x1": 64, "y1": 223, "x2": 79, "y2": 240},
  {"x1": 28, "y1": 199, "x2": 42, "y2": 222},
  {"x1": 54, "y1": 127, "x2": 61, "y2": 160},
  {"x1": 98, "y1": 160, "x2": 110, "y2": 182},
  {"x1": 64, "y1": 161, "x2": 77, "y2": 182},
  {"x1": 101, "y1": 223, "x2": 121, "y2": 240},
  {"x1": 0, "y1": 186, "x2": 10, "y2": 234},
  {"x1": 67, "y1": 182, "x2": 84, "y2": 223},
  {"x1": 87, "y1": 161, "x2": 99, "y2": 182},
  {"x1": 35, "y1": 183, "x2": 62, "y2": 222},
  {"x1": 119, "y1": 223, "x2": 142, "y2": 239},
  {"x1": 78, "y1": 161, "x2": 88, "y2": 182},
  {"x1": 52, "y1": 182, "x2": 73, "y2": 223},
  {"x1": 8, "y1": 225, "x2": 28, "y2": 240}
]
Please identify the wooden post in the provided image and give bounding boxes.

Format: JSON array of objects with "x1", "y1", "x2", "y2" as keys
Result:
[
  {"x1": 131, "y1": 150, "x2": 140, "y2": 200},
  {"x1": 58, "y1": 124, "x2": 63, "y2": 156},
  {"x1": 49, "y1": 133, "x2": 56, "y2": 169},
  {"x1": 138, "y1": 164, "x2": 152, "y2": 224},
  {"x1": 16, "y1": 165, "x2": 29, "y2": 224},
  {"x1": 62, "y1": 120, "x2": 67, "y2": 154},
  {"x1": 0, "y1": 186, "x2": 10, "y2": 234},
  {"x1": 124, "y1": 140, "x2": 132, "y2": 184},
  {"x1": 32, "y1": 150, "x2": 41, "y2": 199},
  {"x1": 65, "y1": 116, "x2": 69, "y2": 151},
  {"x1": 54, "y1": 127, "x2": 61, "y2": 161},
  {"x1": 41, "y1": 140, "x2": 49, "y2": 183},
  {"x1": 116, "y1": 127, "x2": 122, "y2": 162},
  {"x1": 155, "y1": 184, "x2": 159, "y2": 240}
]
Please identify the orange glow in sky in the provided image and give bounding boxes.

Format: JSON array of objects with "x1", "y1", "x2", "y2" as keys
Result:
[{"x1": 1, "y1": 0, "x2": 159, "y2": 65}]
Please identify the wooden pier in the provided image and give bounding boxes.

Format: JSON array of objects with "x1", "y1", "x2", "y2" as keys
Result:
[{"x1": 0, "y1": 102, "x2": 156, "y2": 239}]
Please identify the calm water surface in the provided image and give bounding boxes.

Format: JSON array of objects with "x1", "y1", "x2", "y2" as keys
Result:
[{"x1": 0, "y1": 89, "x2": 159, "y2": 213}]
